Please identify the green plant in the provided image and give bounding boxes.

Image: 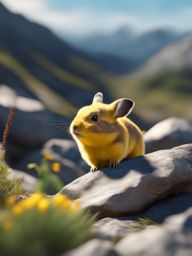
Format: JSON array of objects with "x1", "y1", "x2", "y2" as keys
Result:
[
  {"x1": 0, "y1": 107, "x2": 27, "y2": 205},
  {"x1": 28, "y1": 152, "x2": 64, "y2": 194},
  {"x1": 130, "y1": 217, "x2": 160, "y2": 231},
  {"x1": 0, "y1": 150, "x2": 27, "y2": 206},
  {"x1": 0, "y1": 193, "x2": 92, "y2": 256}
]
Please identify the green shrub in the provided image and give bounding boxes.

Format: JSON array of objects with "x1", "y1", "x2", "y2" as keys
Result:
[
  {"x1": 0, "y1": 193, "x2": 92, "y2": 256},
  {"x1": 0, "y1": 150, "x2": 27, "y2": 205}
]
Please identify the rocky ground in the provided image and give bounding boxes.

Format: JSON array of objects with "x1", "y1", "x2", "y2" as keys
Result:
[
  {"x1": 1, "y1": 87, "x2": 192, "y2": 256},
  {"x1": 62, "y1": 144, "x2": 192, "y2": 256}
]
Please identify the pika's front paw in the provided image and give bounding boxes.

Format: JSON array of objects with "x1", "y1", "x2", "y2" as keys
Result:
[
  {"x1": 90, "y1": 167, "x2": 98, "y2": 172},
  {"x1": 110, "y1": 162, "x2": 119, "y2": 168}
]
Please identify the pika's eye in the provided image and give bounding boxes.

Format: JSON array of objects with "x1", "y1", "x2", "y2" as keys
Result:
[{"x1": 91, "y1": 114, "x2": 98, "y2": 122}]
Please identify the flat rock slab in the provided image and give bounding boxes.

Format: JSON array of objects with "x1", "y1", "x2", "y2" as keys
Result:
[{"x1": 60, "y1": 144, "x2": 192, "y2": 218}]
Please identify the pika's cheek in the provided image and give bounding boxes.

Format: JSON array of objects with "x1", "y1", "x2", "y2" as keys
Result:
[{"x1": 88, "y1": 124, "x2": 100, "y2": 133}]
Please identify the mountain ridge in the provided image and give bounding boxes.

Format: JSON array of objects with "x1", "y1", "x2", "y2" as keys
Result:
[
  {"x1": 70, "y1": 27, "x2": 182, "y2": 68},
  {"x1": 111, "y1": 34, "x2": 192, "y2": 122},
  {"x1": 0, "y1": 3, "x2": 111, "y2": 116}
]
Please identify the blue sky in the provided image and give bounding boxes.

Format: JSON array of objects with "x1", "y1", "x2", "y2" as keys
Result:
[
  {"x1": 1, "y1": 0, "x2": 192, "y2": 36},
  {"x1": 48, "y1": 0, "x2": 192, "y2": 14}
]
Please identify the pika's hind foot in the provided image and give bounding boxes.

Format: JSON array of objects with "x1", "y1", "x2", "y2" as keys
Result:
[{"x1": 90, "y1": 167, "x2": 98, "y2": 172}]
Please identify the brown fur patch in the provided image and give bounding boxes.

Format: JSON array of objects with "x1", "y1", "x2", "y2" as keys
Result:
[
  {"x1": 124, "y1": 119, "x2": 141, "y2": 141},
  {"x1": 90, "y1": 120, "x2": 119, "y2": 133},
  {"x1": 112, "y1": 134, "x2": 124, "y2": 144}
]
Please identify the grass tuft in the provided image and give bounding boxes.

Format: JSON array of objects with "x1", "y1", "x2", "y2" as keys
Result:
[{"x1": 0, "y1": 106, "x2": 27, "y2": 204}]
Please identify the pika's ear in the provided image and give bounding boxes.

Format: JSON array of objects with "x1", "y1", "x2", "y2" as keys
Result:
[
  {"x1": 112, "y1": 98, "x2": 135, "y2": 118},
  {"x1": 92, "y1": 92, "x2": 103, "y2": 103}
]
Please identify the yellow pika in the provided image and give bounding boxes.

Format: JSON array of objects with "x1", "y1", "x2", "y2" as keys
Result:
[{"x1": 70, "y1": 92, "x2": 145, "y2": 172}]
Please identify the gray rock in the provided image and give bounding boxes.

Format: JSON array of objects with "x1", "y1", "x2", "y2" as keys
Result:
[
  {"x1": 0, "y1": 85, "x2": 70, "y2": 162},
  {"x1": 93, "y1": 192, "x2": 192, "y2": 242},
  {"x1": 44, "y1": 139, "x2": 88, "y2": 171},
  {"x1": 144, "y1": 117, "x2": 192, "y2": 153},
  {"x1": 93, "y1": 218, "x2": 136, "y2": 241},
  {"x1": 60, "y1": 144, "x2": 192, "y2": 218},
  {"x1": 18, "y1": 139, "x2": 86, "y2": 185},
  {"x1": 8, "y1": 168, "x2": 37, "y2": 192},
  {"x1": 116, "y1": 208, "x2": 192, "y2": 256},
  {"x1": 65, "y1": 239, "x2": 118, "y2": 256},
  {"x1": 141, "y1": 192, "x2": 192, "y2": 222}
]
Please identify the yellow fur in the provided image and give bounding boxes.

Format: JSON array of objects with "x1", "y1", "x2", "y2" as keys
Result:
[{"x1": 70, "y1": 93, "x2": 145, "y2": 171}]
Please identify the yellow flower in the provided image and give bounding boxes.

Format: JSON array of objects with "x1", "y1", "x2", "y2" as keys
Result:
[
  {"x1": 37, "y1": 198, "x2": 50, "y2": 212},
  {"x1": 53, "y1": 194, "x2": 73, "y2": 211},
  {"x1": 15, "y1": 193, "x2": 44, "y2": 210},
  {"x1": 43, "y1": 151, "x2": 53, "y2": 161},
  {"x1": 29, "y1": 193, "x2": 43, "y2": 204},
  {"x1": 11, "y1": 205, "x2": 23, "y2": 215},
  {"x1": 19, "y1": 198, "x2": 35, "y2": 210},
  {"x1": 53, "y1": 194, "x2": 65, "y2": 206},
  {"x1": 2, "y1": 219, "x2": 12, "y2": 231},
  {"x1": 52, "y1": 162, "x2": 61, "y2": 173},
  {"x1": 6, "y1": 195, "x2": 15, "y2": 206}
]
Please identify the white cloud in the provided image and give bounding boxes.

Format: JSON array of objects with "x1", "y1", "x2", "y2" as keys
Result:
[
  {"x1": 1, "y1": 0, "x2": 192, "y2": 36},
  {"x1": 1, "y1": 0, "x2": 45, "y2": 14},
  {"x1": 0, "y1": 0, "x2": 151, "y2": 35}
]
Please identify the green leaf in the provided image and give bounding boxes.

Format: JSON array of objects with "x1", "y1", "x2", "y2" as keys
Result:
[{"x1": 27, "y1": 163, "x2": 37, "y2": 170}]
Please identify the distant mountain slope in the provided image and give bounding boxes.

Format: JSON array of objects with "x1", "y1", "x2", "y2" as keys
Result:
[
  {"x1": 137, "y1": 35, "x2": 192, "y2": 76},
  {"x1": 0, "y1": 3, "x2": 110, "y2": 117},
  {"x1": 111, "y1": 36, "x2": 192, "y2": 122},
  {"x1": 70, "y1": 27, "x2": 181, "y2": 67},
  {"x1": 72, "y1": 26, "x2": 134, "y2": 54}
]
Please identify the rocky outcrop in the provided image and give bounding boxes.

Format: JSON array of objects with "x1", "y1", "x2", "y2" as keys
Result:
[
  {"x1": 60, "y1": 142, "x2": 192, "y2": 255},
  {"x1": 144, "y1": 117, "x2": 192, "y2": 153},
  {"x1": 116, "y1": 208, "x2": 192, "y2": 256},
  {"x1": 60, "y1": 144, "x2": 192, "y2": 218},
  {"x1": 92, "y1": 192, "x2": 192, "y2": 243}
]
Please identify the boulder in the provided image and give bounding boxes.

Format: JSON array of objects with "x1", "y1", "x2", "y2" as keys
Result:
[
  {"x1": 0, "y1": 85, "x2": 70, "y2": 163},
  {"x1": 44, "y1": 139, "x2": 88, "y2": 171},
  {"x1": 60, "y1": 144, "x2": 192, "y2": 218},
  {"x1": 8, "y1": 168, "x2": 37, "y2": 192},
  {"x1": 65, "y1": 239, "x2": 118, "y2": 256},
  {"x1": 116, "y1": 208, "x2": 192, "y2": 256},
  {"x1": 17, "y1": 139, "x2": 86, "y2": 184},
  {"x1": 144, "y1": 117, "x2": 192, "y2": 153}
]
